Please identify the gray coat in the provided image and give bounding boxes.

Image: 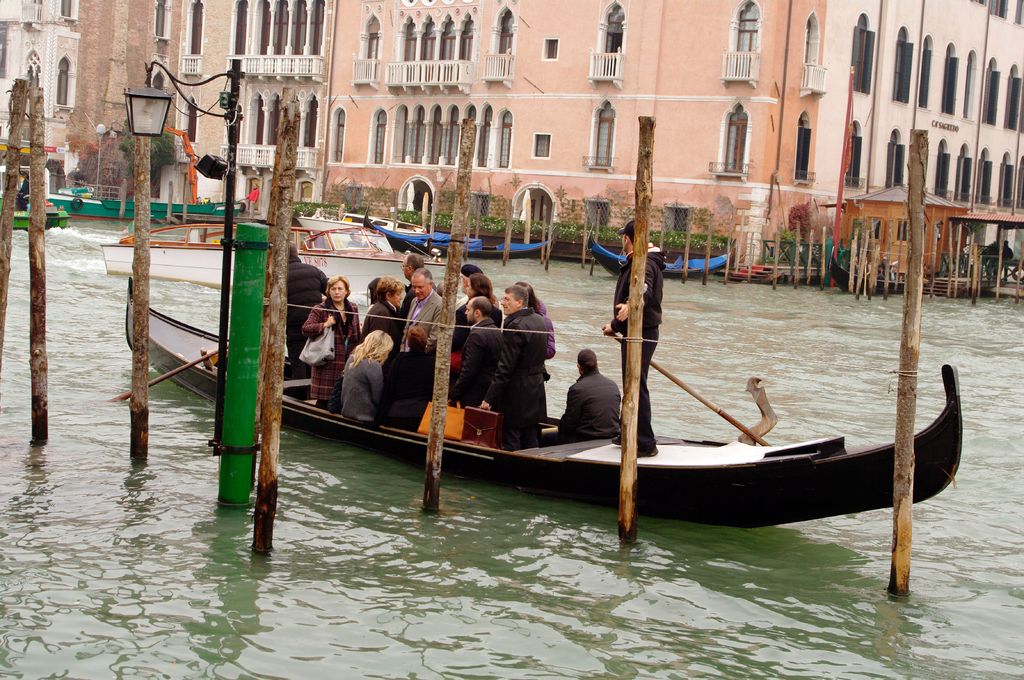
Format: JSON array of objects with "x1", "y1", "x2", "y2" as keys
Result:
[
  {"x1": 340, "y1": 355, "x2": 385, "y2": 424},
  {"x1": 404, "y1": 290, "x2": 444, "y2": 352}
]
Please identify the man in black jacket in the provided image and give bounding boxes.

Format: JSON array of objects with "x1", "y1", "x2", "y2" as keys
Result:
[
  {"x1": 398, "y1": 252, "x2": 426, "y2": 319},
  {"x1": 602, "y1": 220, "x2": 665, "y2": 456},
  {"x1": 286, "y1": 244, "x2": 328, "y2": 379},
  {"x1": 558, "y1": 349, "x2": 620, "y2": 443},
  {"x1": 450, "y1": 297, "x2": 501, "y2": 407},
  {"x1": 480, "y1": 285, "x2": 548, "y2": 450}
]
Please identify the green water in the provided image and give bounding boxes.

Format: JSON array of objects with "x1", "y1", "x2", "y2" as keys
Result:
[{"x1": 0, "y1": 221, "x2": 1021, "y2": 678}]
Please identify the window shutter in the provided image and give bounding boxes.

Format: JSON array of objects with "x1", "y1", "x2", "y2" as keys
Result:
[
  {"x1": 943, "y1": 57, "x2": 959, "y2": 114},
  {"x1": 962, "y1": 157, "x2": 972, "y2": 197},
  {"x1": 850, "y1": 135, "x2": 863, "y2": 179},
  {"x1": 900, "y1": 43, "x2": 914, "y2": 102},
  {"x1": 919, "y1": 48, "x2": 932, "y2": 107},
  {"x1": 894, "y1": 144, "x2": 906, "y2": 185},
  {"x1": 795, "y1": 127, "x2": 811, "y2": 177},
  {"x1": 886, "y1": 140, "x2": 896, "y2": 187},
  {"x1": 986, "y1": 70, "x2": 1001, "y2": 124},
  {"x1": 851, "y1": 27, "x2": 861, "y2": 76},
  {"x1": 861, "y1": 31, "x2": 875, "y2": 93},
  {"x1": 1004, "y1": 164, "x2": 1015, "y2": 201},
  {"x1": 981, "y1": 160, "x2": 993, "y2": 198},
  {"x1": 1006, "y1": 77, "x2": 1021, "y2": 129}
]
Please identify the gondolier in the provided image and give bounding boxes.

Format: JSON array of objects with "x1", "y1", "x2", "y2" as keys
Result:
[{"x1": 602, "y1": 220, "x2": 665, "y2": 457}]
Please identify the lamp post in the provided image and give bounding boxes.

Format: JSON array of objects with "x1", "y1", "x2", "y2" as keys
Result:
[
  {"x1": 125, "y1": 59, "x2": 244, "y2": 450},
  {"x1": 95, "y1": 123, "x2": 106, "y2": 192}
]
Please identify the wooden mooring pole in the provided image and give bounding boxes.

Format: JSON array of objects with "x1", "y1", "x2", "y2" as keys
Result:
[
  {"x1": 819, "y1": 224, "x2": 828, "y2": 290},
  {"x1": 722, "y1": 224, "x2": 735, "y2": 285},
  {"x1": 848, "y1": 225, "x2": 860, "y2": 293},
  {"x1": 254, "y1": 95, "x2": 299, "y2": 553},
  {"x1": 889, "y1": 129, "x2": 927, "y2": 597},
  {"x1": 423, "y1": 119, "x2": 475, "y2": 512},
  {"x1": 994, "y1": 226, "x2": 1004, "y2": 303},
  {"x1": 702, "y1": 212, "x2": 712, "y2": 286},
  {"x1": 502, "y1": 199, "x2": 514, "y2": 267},
  {"x1": 28, "y1": 87, "x2": 48, "y2": 443},
  {"x1": 805, "y1": 224, "x2": 815, "y2": 286},
  {"x1": 771, "y1": 224, "x2": 782, "y2": 290},
  {"x1": 681, "y1": 222, "x2": 692, "y2": 284},
  {"x1": 619, "y1": 116, "x2": 655, "y2": 544},
  {"x1": 792, "y1": 221, "x2": 801, "y2": 289},
  {"x1": 0, "y1": 79, "x2": 29, "y2": 414},
  {"x1": 130, "y1": 134, "x2": 152, "y2": 459}
]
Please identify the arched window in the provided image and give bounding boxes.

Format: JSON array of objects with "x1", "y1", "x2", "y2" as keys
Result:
[
  {"x1": 892, "y1": 28, "x2": 913, "y2": 103},
  {"x1": 846, "y1": 121, "x2": 863, "y2": 186},
  {"x1": 983, "y1": 58, "x2": 1000, "y2": 125},
  {"x1": 309, "y1": 0, "x2": 324, "y2": 55},
  {"x1": 736, "y1": 2, "x2": 760, "y2": 52},
  {"x1": 155, "y1": 0, "x2": 167, "y2": 39},
  {"x1": 259, "y1": 0, "x2": 271, "y2": 53},
  {"x1": 365, "y1": 16, "x2": 380, "y2": 59},
  {"x1": 272, "y1": 0, "x2": 288, "y2": 55},
  {"x1": 267, "y1": 94, "x2": 281, "y2": 144},
  {"x1": 804, "y1": 14, "x2": 819, "y2": 64},
  {"x1": 412, "y1": 106, "x2": 426, "y2": 162},
  {"x1": 61, "y1": 0, "x2": 73, "y2": 17},
  {"x1": 851, "y1": 14, "x2": 875, "y2": 94},
  {"x1": 795, "y1": 113, "x2": 811, "y2": 181},
  {"x1": 393, "y1": 106, "x2": 407, "y2": 162},
  {"x1": 56, "y1": 58, "x2": 71, "y2": 106},
  {"x1": 477, "y1": 106, "x2": 492, "y2": 167},
  {"x1": 292, "y1": 0, "x2": 307, "y2": 56},
  {"x1": 459, "y1": 17, "x2": 475, "y2": 60},
  {"x1": 594, "y1": 102, "x2": 616, "y2": 167},
  {"x1": 255, "y1": 95, "x2": 266, "y2": 144},
  {"x1": 941, "y1": 44, "x2": 958, "y2": 114},
  {"x1": 153, "y1": 72, "x2": 164, "y2": 89},
  {"x1": 999, "y1": 152, "x2": 1014, "y2": 206},
  {"x1": 605, "y1": 4, "x2": 625, "y2": 53},
  {"x1": 429, "y1": 106, "x2": 443, "y2": 164},
  {"x1": 26, "y1": 52, "x2": 41, "y2": 88},
  {"x1": 233, "y1": 0, "x2": 248, "y2": 55},
  {"x1": 885, "y1": 129, "x2": 904, "y2": 187},
  {"x1": 1006, "y1": 65, "x2": 1021, "y2": 129},
  {"x1": 919, "y1": 36, "x2": 932, "y2": 108},
  {"x1": 189, "y1": 0, "x2": 204, "y2": 55},
  {"x1": 187, "y1": 97, "x2": 198, "y2": 144},
  {"x1": 724, "y1": 105, "x2": 747, "y2": 172},
  {"x1": 964, "y1": 51, "x2": 977, "y2": 118},
  {"x1": 445, "y1": 107, "x2": 459, "y2": 163},
  {"x1": 935, "y1": 139, "x2": 951, "y2": 197},
  {"x1": 440, "y1": 18, "x2": 456, "y2": 60},
  {"x1": 304, "y1": 97, "x2": 318, "y2": 148},
  {"x1": 498, "y1": 111, "x2": 513, "y2": 168},
  {"x1": 465, "y1": 104, "x2": 477, "y2": 159},
  {"x1": 498, "y1": 10, "x2": 514, "y2": 55},
  {"x1": 333, "y1": 108, "x2": 344, "y2": 161},
  {"x1": 955, "y1": 144, "x2": 972, "y2": 201},
  {"x1": 372, "y1": 110, "x2": 387, "y2": 164},
  {"x1": 403, "y1": 21, "x2": 417, "y2": 62},
  {"x1": 421, "y1": 17, "x2": 436, "y2": 60},
  {"x1": 978, "y1": 148, "x2": 993, "y2": 203}
]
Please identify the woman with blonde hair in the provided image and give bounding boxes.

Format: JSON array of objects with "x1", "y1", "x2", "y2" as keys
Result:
[
  {"x1": 339, "y1": 330, "x2": 394, "y2": 423},
  {"x1": 302, "y1": 273, "x2": 361, "y2": 408}
]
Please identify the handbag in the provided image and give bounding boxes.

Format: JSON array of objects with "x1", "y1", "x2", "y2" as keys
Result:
[
  {"x1": 461, "y1": 407, "x2": 503, "y2": 449},
  {"x1": 417, "y1": 401, "x2": 465, "y2": 440},
  {"x1": 300, "y1": 326, "x2": 335, "y2": 367}
]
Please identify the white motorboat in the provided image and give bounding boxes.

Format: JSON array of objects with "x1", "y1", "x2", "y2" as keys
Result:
[{"x1": 296, "y1": 210, "x2": 428, "y2": 238}]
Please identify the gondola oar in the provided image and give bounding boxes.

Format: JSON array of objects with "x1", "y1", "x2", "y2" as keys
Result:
[
  {"x1": 612, "y1": 335, "x2": 770, "y2": 446},
  {"x1": 109, "y1": 350, "x2": 218, "y2": 402}
]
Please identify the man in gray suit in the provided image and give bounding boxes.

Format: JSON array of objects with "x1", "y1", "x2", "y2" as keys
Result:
[{"x1": 403, "y1": 268, "x2": 443, "y2": 353}]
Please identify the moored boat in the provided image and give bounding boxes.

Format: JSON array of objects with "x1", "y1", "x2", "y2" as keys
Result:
[
  {"x1": 11, "y1": 207, "x2": 70, "y2": 230},
  {"x1": 589, "y1": 236, "x2": 728, "y2": 278},
  {"x1": 48, "y1": 190, "x2": 238, "y2": 222},
  {"x1": 132, "y1": 295, "x2": 963, "y2": 528}
]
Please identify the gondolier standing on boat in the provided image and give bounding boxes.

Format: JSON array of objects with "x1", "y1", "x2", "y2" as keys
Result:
[{"x1": 603, "y1": 220, "x2": 665, "y2": 457}]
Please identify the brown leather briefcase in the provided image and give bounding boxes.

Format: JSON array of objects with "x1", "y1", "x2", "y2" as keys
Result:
[{"x1": 461, "y1": 407, "x2": 503, "y2": 449}]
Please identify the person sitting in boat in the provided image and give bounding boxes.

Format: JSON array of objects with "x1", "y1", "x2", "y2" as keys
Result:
[
  {"x1": 515, "y1": 281, "x2": 556, "y2": 360},
  {"x1": 16, "y1": 176, "x2": 29, "y2": 210},
  {"x1": 452, "y1": 270, "x2": 502, "y2": 373},
  {"x1": 287, "y1": 244, "x2": 328, "y2": 381},
  {"x1": 379, "y1": 326, "x2": 436, "y2": 431},
  {"x1": 361, "y1": 276, "x2": 405, "y2": 362},
  {"x1": 339, "y1": 331, "x2": 394, "y2": 424},
  {"x1": 450, "y1": 296, "x2": 502, "y2": 408},
  {"x1": 302, "y1": 274, "x2": 361, "y2": 409},
  {"x1": 479, "y1": 285, "x2": 549, "y2": 451},
  {"x1": 402, "y1": 268, "x2": 443, "y2": 353},
  {"x1": 558, "y1": 349, "x2": 621, "y2": 444},
  {"x1": 398, "y1": 253, "x2": 426, "y2": 319}
]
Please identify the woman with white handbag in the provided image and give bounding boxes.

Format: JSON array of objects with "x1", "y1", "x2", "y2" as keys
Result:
[{"x1": 301, "y1": 274, "x2": 361, "y2": 408}]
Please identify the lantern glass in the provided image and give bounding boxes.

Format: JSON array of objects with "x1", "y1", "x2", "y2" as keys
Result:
[{"x1": 124, "y1": 87, "x2": 173, "y2": 137}]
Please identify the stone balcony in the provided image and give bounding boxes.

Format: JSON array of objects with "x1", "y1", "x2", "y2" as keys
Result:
[
  {"x1": 589, "y1": 51, "x2": 623, "y2": 87},
  {"x1": 482, "y1": 53, "x2": 515, "y2": 86},
  {"x1": 352, "y1": 58, "x2": 380, "y2": 86},
  {"x1": 236, "y1": 55, "x2": 324, "y2": 80},
  {"x1": 22, "y1": 1, "x2": 42, "y2": 24},
  {"x1": 722, "y1": 51, "x2": 760, "y2": 86},
  {"x1": 230, "y1": 144, "x2": 318, "y2": 170},
  {"x1": 800, "y1": 63, "x2": 827, "y2": 96},
  {"x1": 385, "y1": 60, "x2": 474, "y2": 93},
  {"x1": 180, "y1": 55, "x2": 202, "y2": 77}
]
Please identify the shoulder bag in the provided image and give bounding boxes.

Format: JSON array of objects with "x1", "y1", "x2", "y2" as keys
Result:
[{"x1": 300, "y1": 326, "x2": 335, "y2": 367}]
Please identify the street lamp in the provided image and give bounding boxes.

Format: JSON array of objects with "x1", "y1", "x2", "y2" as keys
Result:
[{"x1": 125, "y1": 59, "x2": 244, "y2": 450}]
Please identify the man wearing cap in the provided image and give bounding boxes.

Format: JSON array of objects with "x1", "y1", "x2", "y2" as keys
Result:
[{"x1": 602, "y1": 220, "x2": 665, "y2": 457}]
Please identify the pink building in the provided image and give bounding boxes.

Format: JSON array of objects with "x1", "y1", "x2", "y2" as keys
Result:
[{"x1": 324, "y1": 0, "x2": 831, "y2": 250}]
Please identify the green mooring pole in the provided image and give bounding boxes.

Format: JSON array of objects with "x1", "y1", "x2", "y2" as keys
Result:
[{"x1": 218, "y1": 222, "x2": 268, "y2": 506}]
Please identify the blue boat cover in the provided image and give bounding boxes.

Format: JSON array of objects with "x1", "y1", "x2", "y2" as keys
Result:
[
  {"x1": 373, "y1": 223, "x2": 547, "y2": 253},
  {"x1": 591, "y1": 240, "x2": 728, "y2": 272}
]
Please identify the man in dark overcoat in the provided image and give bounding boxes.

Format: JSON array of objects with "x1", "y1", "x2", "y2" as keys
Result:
[
  {"x1": 450, "y1": 296, "x2": 502, "y2": 408},
  {"x1": 558, "y1": 349, "x2": 621, "y2": 443},
  {"x1": 286, "y1": 244, "x2": 328, "y2": 379},
  {"x1": 480, "y1": 284, "x2": 548, "y2": 450},
  {"x1": 398, "y1": 252, "x2": 425, "y2": 319}
]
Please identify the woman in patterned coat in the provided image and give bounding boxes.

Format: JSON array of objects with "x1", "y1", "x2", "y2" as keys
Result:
[{"x1": 302, "y1": 274, "x2": 361, "y2": 407}]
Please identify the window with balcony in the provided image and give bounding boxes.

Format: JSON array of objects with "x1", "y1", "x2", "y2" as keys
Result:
[
  {"x1": 188, "y1": 0, "x2": 204, "y2": 54},
  {"x1": 919, "y1": 36, "x2": 932, "y2": 107},
  {"x1": 477, "y1": 106, "x2": 492, "y2": 167},
  {"x1": 292, "y1": 0, "x2": 307, "y2": 56},
  {"x1": 885, "y1": 129, "x2": 904, "y2": 187},
  {"x1": 440, "y1": 18, "x2": 456, "y2": 60},
  {"x1": 955, "y1": 145, "x2": 972, "y2": 201},
  {"x1": 333, "y1": 109, "x2": 345, "y2": 162},
  {"x1": 794, "y1": 113, "x2": 811, "y2": 182},
  {"x1": 964, "y1": 51, "x2": 977, "y2": 118},
  {"x1": 983, "y1": 58, "x2": 1000, "y2": 125},
  {"x1": 1007, "y1": 65, "x2": 1021, "y2": 129},
  {"x1": 851, "y1": 14, "x2": 875, "y2": 94},
  {"x1": 590, "y1": 101, "x2": 615, "y2": 169},
  {"x1": 233, "y1": 0, "x2": 247, "y2": 55},
  {"x1": 370, "y1": 110, "x2": 386, "y2": 164},
  {"x1": 154, "y1": 0, "x2": 168, "y2": 39},
  {"x1": 459, "y1": 17, "x2": 474, "y2": 60},
  {"x1": 723, "y1": 3, "x2": 760, "y2": 85},
  {"x1": 935, "y1": 140, "x2": 950, "y2": 196},
  {"x1": 846, "y1": 121, "x2": 863, "y2": 187},
  {"x1": 272, "y1": 0, "x2": 288, "y2": 55},
  {"x1": 498, "y1": 111, "x2": 513, "y2": 168},
  {"x1": 259, "y1": 0, "x2": 270, "y2": 53},
  {"x1": 719, "y1": 104, "x2": 748, "y2": 174},
  {"x1": 421, "y1": 17, "x2": 436, "y2": 60},
  {"x1": 804, "y1": 14, "x2": 819, "y2": 64},
  {"x1": 604, "y1": 4, "x2": 624, "y2": 53},
  {"x1": 56, "y1": 57, "x2": 71, "y2": 106},
  {"x1": 892, "y1": 27, "x2": 913, "y2": 103},
  {"x1": 253, "y1": 95, "x2": 266, "y2": 144},
  {"x1": 533, "y1": 133, "x2": 551, "y2": 158},
  {"x1": 365, "y1": 16, "x2": 380, "y2": 59},
  {"x1": 310, "y1": 0, "x2": 324, "y2": 55},
  {"x1": 735, "y1": 2, "x2": 760, "y2": 52},
  {"x1": 497, "y1": 10, "x2": 515, "y2": 55},
  {"x1": 268, "y1": 94, "x2": 281, "y2": 144},
  {"x1": 403, "y1": 20, "x2": 416, "y2": 62}
]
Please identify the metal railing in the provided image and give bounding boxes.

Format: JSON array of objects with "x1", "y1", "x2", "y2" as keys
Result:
[
  {"x1": 589, "y1": 51, "x2": 623, "y2": 83},
  {"x1": 238, "y1": 54, "x2": 323, "y2": 78},
  {"x1": 180, "y1": 55, "x2": 203, "y2": 76},
  {"x1": 800, "y1": 63, "x2": 827, "y2": 95},
  {"x1": 583, "y1": 155, "x2": 615, "y2": 171},
  {"x1": 998, "y1": 196, "x2": 1014, "y2": 208},
  {"x1": 722, "y1": 51, "x2": 760, "y2": 84},
  {"x1": 709, "y1": 161, "x2": 750, "y2": 176},
  {"x1": 385, "y1": 60, "x2": 474, "y2": 90},
  {"x1": 934, "y1": 187, "x2": 949, "y2": 198},
  {"x1": 482, "y1": 53, "x2": 515, "y2": 83},
  {"x1": 794, "y1": 170, "x2": 816, "y2": 183},
  {"x1": 954, "y1": 191, "x2": 971, "y2": 202},
  {"x1": 352, "y1": 58, "x2": 380, "y2": 85},
  {"x1": 845, "y1": 175, "x2": 866, "y2": 189},
  {"x1": 22, "y1": 1, "x2": 42, "y2": 23},
  {"x1": 977, "y1": 194, "x2": 993, "y2": 206}
]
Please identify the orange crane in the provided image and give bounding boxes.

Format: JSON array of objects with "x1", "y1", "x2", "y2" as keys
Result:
[{"x1": 164, "y1": 126, "x2": 199, "y2": 204}]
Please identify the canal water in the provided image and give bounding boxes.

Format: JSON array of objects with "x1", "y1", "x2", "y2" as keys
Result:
[{"x1": 1, "y1": 221, "x2": 1021, "y2": 678}]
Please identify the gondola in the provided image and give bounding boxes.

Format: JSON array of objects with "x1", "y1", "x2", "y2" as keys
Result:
[
  {"x1": 129, "y1": 295, "x2": 962, "y2": 528},
  {"x1": 588, "y1": 235, "x2": 729, "y2": 279},
  {"x1": 370, "y1": 222, "x2": 548, "y2": 260}
]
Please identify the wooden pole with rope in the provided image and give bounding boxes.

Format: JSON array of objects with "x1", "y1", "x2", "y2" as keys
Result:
[{"x1": 28, "y1": 87, "x2": 48, "y2": 444}]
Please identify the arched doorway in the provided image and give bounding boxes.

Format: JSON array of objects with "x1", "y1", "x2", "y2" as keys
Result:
[
  {"x1": 514, "y1": 184, "x2": 555, "y2": 224},
  {"x1": 399, "y1": 176, "x2": 435, "y2": 212}
]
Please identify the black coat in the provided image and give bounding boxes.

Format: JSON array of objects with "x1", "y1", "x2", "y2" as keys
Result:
[
  {"x1": 450, "y1": 318, "x2": 501, "y2": 407},
  {"x1": 287, "y1": 254, "x2": 328, "y2": 339},
  {"x1": 483, "y1": 308, "x2": 548, "y2": 428},
  {"x1": 453, "y1": 302, "x2": 503, "y2": 351},
  {"x1": 611, "y1": 249, "x2": 666, "y2": 335},
  {"x1": 380, "y1": 349, "x2": 436, "y2": 426},
  {"x1": 558, "y1": 371, "x2": 621, "y2": 442},
  {"x1": 362, "y1": 300, "x2": 403, "y2": 359}
]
